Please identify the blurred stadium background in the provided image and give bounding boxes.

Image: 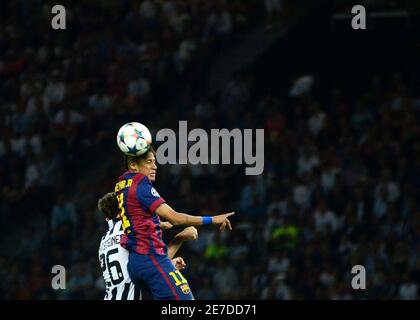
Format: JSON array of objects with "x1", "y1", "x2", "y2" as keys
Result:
[{"x1": 0, "y1": 0, "x2": 419, "y2": 299}]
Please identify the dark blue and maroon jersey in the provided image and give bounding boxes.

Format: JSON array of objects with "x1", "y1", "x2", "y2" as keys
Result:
[{"x1": 114, "y1": 172, "x2": 167, "y2": 255}]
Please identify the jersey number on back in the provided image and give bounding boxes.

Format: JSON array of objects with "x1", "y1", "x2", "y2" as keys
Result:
[
  {"x1": 99, "y1": 248, "x2": 124, "y2": 286},
  {"x1": 117, "y1": 193, "x2": 131, "y2": 232}
]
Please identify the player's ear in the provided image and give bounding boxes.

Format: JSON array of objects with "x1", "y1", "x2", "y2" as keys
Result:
[{"x1": 127, "y1": 159, "x2": 137, "y2": 172}]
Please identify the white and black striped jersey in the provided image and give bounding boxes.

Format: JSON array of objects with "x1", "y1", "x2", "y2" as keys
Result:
[{"x1": 98, "y1": 219, "x2": 141, "y2": 300}]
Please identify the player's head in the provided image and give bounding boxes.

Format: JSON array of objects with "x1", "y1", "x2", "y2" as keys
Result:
[
  {"x1": 125, "y1": 146, "x2": 157, "y2": 182},
  {"x1": 98, "y1": 192, "x2": 119, "y2": 220}
]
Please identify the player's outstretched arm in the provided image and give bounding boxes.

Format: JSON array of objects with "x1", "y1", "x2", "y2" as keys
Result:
[
  {"x1": 167, "y1": 226, "x2": 198, "y2": 259},
  {"x1": 155, "y1": 203, "x2": 235, "y2": 230}
]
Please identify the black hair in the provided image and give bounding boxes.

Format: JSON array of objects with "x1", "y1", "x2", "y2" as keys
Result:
[
  {"x1": 97, "y1": 192, "x2": 119, "y2": 220},
  {"x1": 124, "y1": 145, "x2": 156, "y2": 170}
]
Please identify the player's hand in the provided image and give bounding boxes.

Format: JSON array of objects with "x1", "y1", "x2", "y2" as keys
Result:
[
  {"x1": 172, "y1": 257, "x2": 186, "y2": 270},
  {"x1": 160, "y1": 221, "x2": 173, "y2": 230},
  {"x1": 175, "y1": 226, "x2": 198, "y2": 241},
  {"x1": 212, "y1": 212, "x2": 235, "y2": 231},
  {"x1": 219, "y1": 218, "x2": 232, "y2": 231}
]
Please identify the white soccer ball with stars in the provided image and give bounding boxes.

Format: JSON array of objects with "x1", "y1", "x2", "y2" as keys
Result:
[{"x1": 116, "y1": 122, "x2": 152, "y2": 156}]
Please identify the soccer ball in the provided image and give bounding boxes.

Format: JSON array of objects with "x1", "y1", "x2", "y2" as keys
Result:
[{"x1": 116, "y1": 122, "x2": 152, "y2": 156}]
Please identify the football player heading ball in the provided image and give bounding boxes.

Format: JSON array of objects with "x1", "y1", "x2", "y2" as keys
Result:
[{"x1": 113, "y1": 122, "x2": 235, "y2": 300}]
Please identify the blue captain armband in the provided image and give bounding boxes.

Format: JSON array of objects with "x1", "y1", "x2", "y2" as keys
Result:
[{"x1": 202, "y1": 216, "x2": 213, "y2": 225}]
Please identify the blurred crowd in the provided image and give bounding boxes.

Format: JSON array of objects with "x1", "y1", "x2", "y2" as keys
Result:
[
  {"x1": 333, "y1": 0, "x2": 419, "y2": 11},
  {"x1": 187, "y1": 72, "x2": 419, "y2": 299},
  {"x1": 0, "y1": 1, "x2": 418, "y2": 300}
]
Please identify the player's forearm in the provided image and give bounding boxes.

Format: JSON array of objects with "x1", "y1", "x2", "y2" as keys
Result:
[
  {"x1": 156, "y1": 203, "x2": 211, "y2": 227},
  {"x1": 169, "y1": 212, "x2": 205, "y2": 226},
  {"x1": 167, "y1": 237, "x2": 184, "y2": 259}
]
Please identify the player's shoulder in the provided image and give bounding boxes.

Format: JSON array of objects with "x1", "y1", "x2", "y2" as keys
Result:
[
  {"x1": 102, "y1": 220, "x2": 123, "y2": 239},
  {"x1": 139, "y1": 175, "x2": 152, "y2": 185},
  {"x1": 112, "y1": 219, "x2": 123, "y2": 231},
  {"x1": 139, "y1": 177, "x2": 161, "y2": 194},
  {"x1": 118, "y1": 171, "x2": 146, "y2": 182},
  {"x1": 99, "y1": 220, "x2": 124, "y2": 252},
  {"x1": 130, "y1": 173, "x2": 149, "y2": 186}
]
